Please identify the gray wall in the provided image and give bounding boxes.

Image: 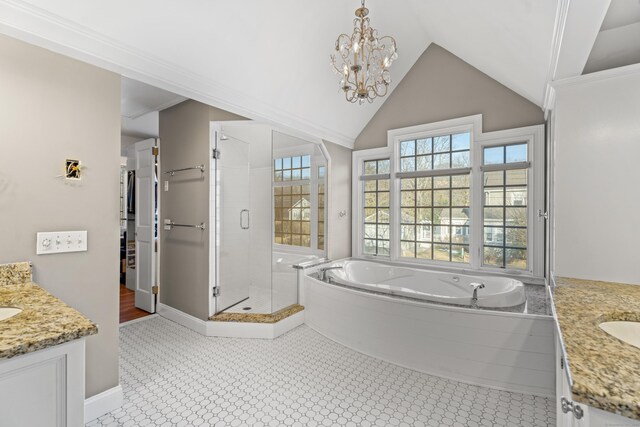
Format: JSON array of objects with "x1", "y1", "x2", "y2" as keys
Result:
[
  {"x1": 355, "y1": 44, "x2": 545, "y2": 150},
  {"x1": 324, "y1": 141, "x2": 353, "y2": 259},
  {"x1": 0, "y1": 35, "x2": 120, "y2": 398},
  {"x1": 159, "y1": 100, "x2": 245, "y2": 320}
]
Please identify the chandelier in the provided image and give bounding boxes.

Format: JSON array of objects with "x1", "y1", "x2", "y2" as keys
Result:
[{"x1": 331, "y1": 0, "x2": 398, "y2": 104}]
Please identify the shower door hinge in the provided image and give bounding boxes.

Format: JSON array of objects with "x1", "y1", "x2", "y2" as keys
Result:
[
  {"x1": 212, "y1": 149, "x2": 221, "y2": 160},
  {"x1": 152, "y1": 147, "x2": 159, "y2": 156},
  {"x1": 152, "y1": 285, "x2": 159, "y2": 295},
  {"x1": 212, "y1": 287, "x2": 220, "y2": 297}
]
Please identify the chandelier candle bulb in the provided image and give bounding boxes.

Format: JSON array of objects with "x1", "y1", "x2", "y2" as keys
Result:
[{"x1": 330, "y1": 0, "x2": 397, "y2": 104}]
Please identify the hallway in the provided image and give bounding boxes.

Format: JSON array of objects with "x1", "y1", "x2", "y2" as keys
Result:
[{"x1": 120, "y1": 284, "x2": 152, "y2": 324}]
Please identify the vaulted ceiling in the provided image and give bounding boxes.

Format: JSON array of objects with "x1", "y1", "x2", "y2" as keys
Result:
[{"x1": 0, "y1": 0, "x2": 611, "y2": 147}]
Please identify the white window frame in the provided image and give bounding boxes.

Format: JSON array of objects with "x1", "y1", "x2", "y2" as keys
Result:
[
  {"x1": 352, "y1": 147, "x2": 392, "y2": 259},
  {"x1": 474, "y1": 126, "x2": 545, "y2": 278},
  {"x1": 352, "y1": 115, "x2": 545, "y2": 281}
]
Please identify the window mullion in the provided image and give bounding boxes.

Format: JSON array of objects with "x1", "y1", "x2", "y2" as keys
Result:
[{"x1": 470, "y1": 139, "x2": 483, "y2": 271}]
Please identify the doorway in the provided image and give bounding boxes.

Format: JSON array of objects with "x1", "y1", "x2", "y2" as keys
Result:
[
  {"x1": 119, "y1": 77, "x2": 186, "y2": 323},
  {"x1": 119, "y1": 138, "x2": 158, "y2": 323}
]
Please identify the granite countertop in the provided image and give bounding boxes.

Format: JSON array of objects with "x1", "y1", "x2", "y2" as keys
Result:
[
  {"x1": 0, "y1": 262, "x2": 98, "y2": 359},
  {"x1": 554, "y1": 277, "x2": 640, "y2": 420}
]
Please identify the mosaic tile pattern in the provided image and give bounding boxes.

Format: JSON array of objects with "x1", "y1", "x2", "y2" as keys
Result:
[{"x1": 87, "y1": 317, "x2": 555, "y2": 427}]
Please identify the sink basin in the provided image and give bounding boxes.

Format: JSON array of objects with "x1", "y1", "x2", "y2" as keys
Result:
[
  {"x1": 599, "y1": 321, "x2": 640, "y2": 349},
  {"x1": 0, "y1": 307, "x2": 22, "y2": 322}
]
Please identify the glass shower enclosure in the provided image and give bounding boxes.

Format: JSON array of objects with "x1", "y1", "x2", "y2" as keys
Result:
[{"x1": 209, "y1": 123, "x2": 328, "y2": 317}]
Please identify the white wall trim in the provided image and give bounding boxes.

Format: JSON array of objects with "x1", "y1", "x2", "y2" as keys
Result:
[
  {"x1": 551, "y1": 61, "x2": 640, "y2": 90},
  {"x1": 0, "y1": 0, "x2": 355, "y2": 148},
  {"x1": 542, "y1": 0, "x2": 570, "y2": 111},
  {"x1": 84, "y1": 385, "x2": 124, "y2": 423},
  {"x1": 157, "y1": 303, "x2": 209, "y2": 335}
]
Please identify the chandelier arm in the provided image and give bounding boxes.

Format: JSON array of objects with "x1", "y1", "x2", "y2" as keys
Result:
[{"x1": 331, "y1": 0, "x2": 396, "y2": 104}]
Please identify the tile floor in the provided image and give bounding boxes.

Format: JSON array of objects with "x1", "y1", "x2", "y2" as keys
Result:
[{"x1": 87, "y1": 316, "x2": 556, "y2": 427}]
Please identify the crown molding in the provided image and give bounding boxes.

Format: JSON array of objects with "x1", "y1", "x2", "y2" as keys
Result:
[
  {"x1": 550, "y1": 61, "x2": 640, "y2": 90},
  {"x1": 0, "y1": 0, "x2": 355, "y2": 148},
  {"x1": 542, "y1": 0, "x2": 570, "y2": 112}
]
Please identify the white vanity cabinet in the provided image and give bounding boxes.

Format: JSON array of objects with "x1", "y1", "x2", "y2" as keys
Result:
[
  {"x1": 555, "y1": 330, "x2": 640, "y2": 427},
  {"x1": 0, "y1": 339, "x2": 86, "y2": 427}
]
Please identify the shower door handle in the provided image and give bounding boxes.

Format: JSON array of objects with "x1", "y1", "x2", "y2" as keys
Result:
[{"x1": 240, "y1": 209, "x2": 250, "y2": 229}]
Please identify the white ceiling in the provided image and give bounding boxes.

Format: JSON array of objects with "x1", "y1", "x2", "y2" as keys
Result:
[
  {"x1": 121, "y1": 77, "x2": 185, "y2": 119},
  {"x1": 600, "y1": 0, "x2": 640, "y2": 30},
  {"x1": 583, "y1": 0, "x2": 640, "y2": 74},
  {"x1": 0, "y1": 0, "x2": 611, "y2": 146},
  {"x1": 121, "y1": 77, "x2": 185, "y2": 139}
]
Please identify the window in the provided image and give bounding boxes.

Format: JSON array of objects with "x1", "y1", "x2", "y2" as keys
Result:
[
  {"x1": 398, "y1": 134, "x2": 471, "y2": 263},
  {"x1": 399, "y1": 175, "x2": 470, "y2": 262},
  {"x1": 482, "y1": 144, "x2": 529, "y2": 269},
  {"x1": 352, "y1": 116, "x2": 544, "y2": 278},
  {"x1": 318, "y1": 166, "x2": 326, "y2": 251},
  {"x1": 274, "y1": 155, "x2": 311, "y2": 182},
  {"x1": 399, "y1": 133, "x2": 471, "y2": 172},
  {"x1": 362, "y1": 159, "x2": 390, "y2": 256},
  {"x1": 274, "y1": 155, "x2": 312, "y2": 248}
]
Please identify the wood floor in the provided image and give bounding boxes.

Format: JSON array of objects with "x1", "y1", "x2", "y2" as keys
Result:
[{"x1": 120, "y1": 284, "x2": 152, "y2": 323}]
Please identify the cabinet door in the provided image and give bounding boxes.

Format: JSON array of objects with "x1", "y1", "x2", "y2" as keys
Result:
[
  {"x1": 555, "y1": 329, "x2": 590, "y2": 426},
  {"x1": 0, "y1": 354, "x2": 66, "y2": 427}
]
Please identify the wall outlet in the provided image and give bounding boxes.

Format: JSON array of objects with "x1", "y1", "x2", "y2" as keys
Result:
[{"x1": 36, "y1": 231, "x2": 87, "y2": 255}]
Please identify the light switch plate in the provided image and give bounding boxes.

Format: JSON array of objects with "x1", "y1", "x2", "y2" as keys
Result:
[{"x1": 36, "y1": 231, "x2": 88, "y2": 255}]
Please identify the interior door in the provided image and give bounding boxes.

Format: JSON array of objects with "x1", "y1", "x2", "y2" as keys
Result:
[
  {"x1": 214, "y1": 130, "x2": 251, "y2": 313},
  {"x1": 134, "y1": 138, "x2": 157, "y2": 313}
]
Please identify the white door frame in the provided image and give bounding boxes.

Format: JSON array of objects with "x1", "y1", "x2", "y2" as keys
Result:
[{"x1": 134, "y1": 138, "x2": 158, "y2": 313}]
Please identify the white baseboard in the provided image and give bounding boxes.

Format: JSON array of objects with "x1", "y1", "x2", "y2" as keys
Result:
[
  {"x1": 84, "y1": 385, "x2": 123, "y2": 423},
  {"x1": 157, "y1": 303, "x2": 208, "y2": 335},
  {"x1": 157, "y1": 303, "x2": 305, "y2": 339}
]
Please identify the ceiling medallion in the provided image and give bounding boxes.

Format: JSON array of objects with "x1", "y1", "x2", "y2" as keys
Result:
[{"x1": 331, "y1": 0, "x2": 398, "y2": 104}]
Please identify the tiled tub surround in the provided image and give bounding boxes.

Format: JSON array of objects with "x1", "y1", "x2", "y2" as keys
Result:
[
  {"x1": 304, "y1": 273, "x2": 556, "y2": 397},
  {"x1": 554, "y1": 277, "x2": 640, "y2": 420},
  {"x1": 0, "y1": 262, "x2": 97, "y2": 358}
]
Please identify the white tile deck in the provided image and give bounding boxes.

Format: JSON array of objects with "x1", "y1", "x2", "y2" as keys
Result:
[{"x1": 87, "y1": 316, "x2": 555, "y2": 427}]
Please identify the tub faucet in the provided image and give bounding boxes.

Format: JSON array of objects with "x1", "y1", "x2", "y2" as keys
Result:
[
  {"x1": 319, "y1": 266, "x2": 343, "y2": 281},
  {"x1": 470, "y1": 283, "x2": 485, "y2": 308}
]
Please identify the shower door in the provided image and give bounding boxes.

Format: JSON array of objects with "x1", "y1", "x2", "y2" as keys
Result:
[{"x1": 213, "y1": 129, "x2": 251, "y2": 313}]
